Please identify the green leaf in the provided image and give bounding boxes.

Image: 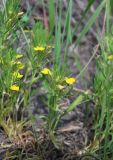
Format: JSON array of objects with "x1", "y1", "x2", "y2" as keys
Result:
[
  {"x1": 64, "y1": 95, "x2": 84, "y2": 114},
  {"x1": 48, "y1": 0, "x2": 55, "y2": 32},
  {"x1": 110, "y1": 0, "x2": 113, "y2": 14},
  {"x1": 75, "y1": 0, "x2": 105, "y2": 47},
  {"x1": 73, "y1": 0, "x2": 95, "y2": 34}
]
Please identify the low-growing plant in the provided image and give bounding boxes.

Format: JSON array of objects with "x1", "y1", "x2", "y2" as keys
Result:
[
  {"x1": 1, "y1": 1, "x2": 108, "y2": 158},
  {"x1": 0, "y1": 0, "x2": 84, "y2": 149},
  {"x1": 39, "y1": 67, "x2": 84, "y2": 141}
]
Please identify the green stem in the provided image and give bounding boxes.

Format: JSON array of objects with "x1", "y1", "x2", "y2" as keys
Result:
[{"x1": 48, "y1": 94, "x2": 57, "y2": 132}]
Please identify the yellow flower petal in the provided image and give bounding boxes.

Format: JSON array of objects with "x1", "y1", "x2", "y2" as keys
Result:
[
  {"x1": 65, "y1": 77, "x2": 76, "y2": 85},
  {"x1": 34, "y1": 46, "x2": 45, "y2": 52},
  {"x1": 41, "y1": 68, "x2": 51, "y2": 75},
  {"x1": 13, "y1": 72, "x2": 23, "y2": 79},
  {"x1": 15, "y1": 61, "x2": 25, "y2": 70},
  {"x1": 10, "y1": 85, "x2": 19, "y2": 91},
  {"x1": 108, "y1": 55, "x2": 113, "y2": 61},
  {"x1": 18, "y1": 64, "x2": 24, "y2": 70}
]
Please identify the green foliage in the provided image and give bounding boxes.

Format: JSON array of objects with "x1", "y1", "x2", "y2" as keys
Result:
[
  {"x1": 91, "y1": 34, "x2": 113, "y2": 159},
  {"x1": 48, "y1": 0, "x2": 55, "y2": 32},
  {"x1": 0, "y1": 1, "x2": 84, "y2": 150},
  {"x1": 86, "y1": 0, "x2": 113, "y2": 159},
  {"x1": 75, "y1": 0, "x2": 105, "y2": 47},
  {"x1": 33, "y1": 22, "x2": 48, "y2": 46},
  {"x1": 1, "y1": 0, "x2": 112, "y2": 159}
]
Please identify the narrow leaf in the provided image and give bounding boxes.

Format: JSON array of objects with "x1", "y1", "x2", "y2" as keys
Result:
[
  {"x1": 64, "y1": 95, "x2": 84, "y2": 114},
  {"x1": 75, "y1": 0, "x2": 105, "y2": 47}
]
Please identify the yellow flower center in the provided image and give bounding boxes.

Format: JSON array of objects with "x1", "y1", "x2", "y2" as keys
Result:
[{"x1": 64, "y1": 77, "x2": 76, "y2": 85}]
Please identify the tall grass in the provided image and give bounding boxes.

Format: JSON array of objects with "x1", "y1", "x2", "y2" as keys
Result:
[{"x1": 87, "y1": 1, "x2": 113, "y2": 159}]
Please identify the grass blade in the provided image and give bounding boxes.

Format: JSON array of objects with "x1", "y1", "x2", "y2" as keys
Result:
[
  {"x1": 64, "y1": 95, "x2": 84, "y2": 114},
  {"x1": 48, "y1": 0, "x2": 55, "y2": 32},
  {"x1": 75, "y1": 0, "x2": 105, "y2": 47}
]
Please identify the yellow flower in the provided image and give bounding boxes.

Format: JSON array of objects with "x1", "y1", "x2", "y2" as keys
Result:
[
  {"x1": 41, "y1": 68, "x2": 51, "y2": 75},
  {"x1": 16, "y1": 54, "x2": 23, "y2": 59},
  {"x1": 18, "y1": 64, "x2": 24, "y2": 70},
  {"x1": 108, "y1": 55, "x2": 113, "y2": 61},
  {"x1": 13, "y1": 72, "x2": 23, "y2": 79},
  {"x1": 12, "y1": 61, "x2": 24, "y2": 69},
  {"x1": 64, "y1": 77, "x2": 76, "y2": 85},
  {"x1": 16, "y1": 61, "x2": 25, "y2": 70},
  {"x1": 10, "y1": 85, "x2": 19, "y2": 91},
  {"x1": 34, "y1": 46, "x2": 45, "y2": 52}
]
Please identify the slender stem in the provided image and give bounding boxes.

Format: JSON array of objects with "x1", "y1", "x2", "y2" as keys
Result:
[
  {"x1": 2, "y1": 0, "x2": 7, "y2": 18},
  {"x1": 76, "y1": 44, "x2": 99, "y2": 79}
]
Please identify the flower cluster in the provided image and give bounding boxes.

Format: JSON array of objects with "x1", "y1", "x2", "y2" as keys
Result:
[
  {"x1": 41, "y1": 67, "x2": 76, "y2": 85},
  {"x1": 10, "y1": 54, "x2": 24, "y2": 92}
]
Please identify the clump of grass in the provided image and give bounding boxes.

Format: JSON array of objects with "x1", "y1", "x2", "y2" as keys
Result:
[
  {"x1": 87, "y1": 1, "x2": 113, "y2": 159},
  {"x1": 90, "y1": 34, "x2": 113, "y2": 159}
]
